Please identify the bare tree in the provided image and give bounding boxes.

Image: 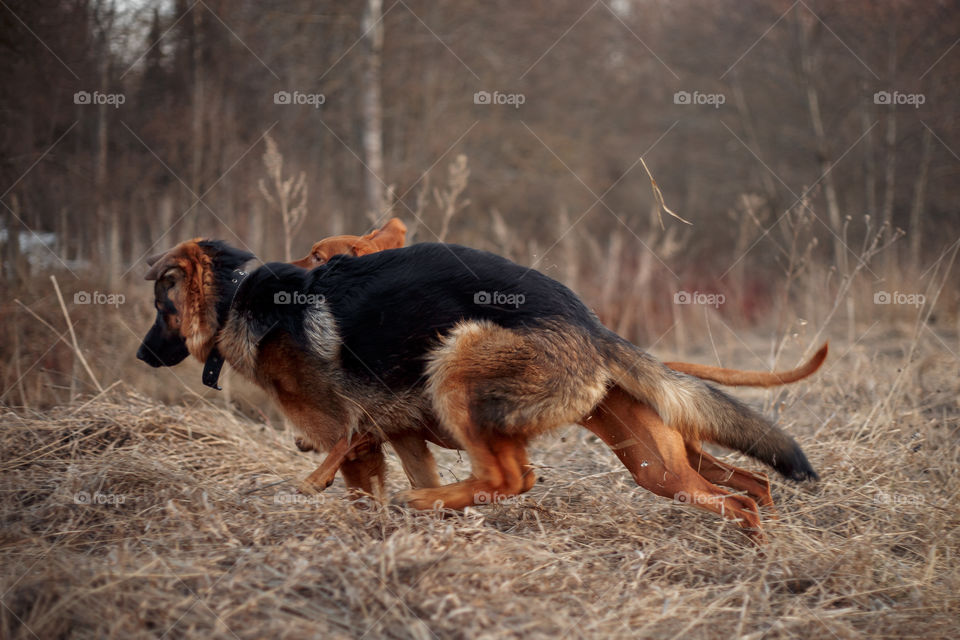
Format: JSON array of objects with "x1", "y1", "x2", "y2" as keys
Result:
[{"x1": 361, "y1": 0, "x2": 385, "y2": 218}]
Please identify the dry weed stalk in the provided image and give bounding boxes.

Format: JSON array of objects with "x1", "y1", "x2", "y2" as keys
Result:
[
  {"x1": 258, "y1": 134, "x2": 308, "y2": 261},
  {"x1": 433, "y1": 154, "x2": 470, "y2": 242}
]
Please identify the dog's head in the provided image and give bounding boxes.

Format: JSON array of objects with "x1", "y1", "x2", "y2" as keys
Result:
[
  {"x1": 136, "y1": 239, "x2": 254, "y2": 368},
  {"x1": 291, "y1": 217, "x2": 407, "y2": 268}
]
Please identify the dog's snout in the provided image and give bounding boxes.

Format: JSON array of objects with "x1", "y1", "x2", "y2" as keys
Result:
[{"x1": 136, "y1": 345, "x2": 148, "y2": 361}]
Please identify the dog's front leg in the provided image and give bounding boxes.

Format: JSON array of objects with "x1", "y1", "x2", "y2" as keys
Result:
[
  {"x1": 390, "y1": 432, "x2": 442, "y2": 489},
  {"x1": 297, "y1": 435, "x2": 361, "y2": 495}
]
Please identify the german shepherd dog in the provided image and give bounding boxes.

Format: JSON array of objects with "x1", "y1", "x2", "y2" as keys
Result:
[
  {"x1": 137, "y1": 239, "x2": 820, "y2": 539},
  {"x1": 286, "y1": 226, "x2": 827, "y2": 525}
]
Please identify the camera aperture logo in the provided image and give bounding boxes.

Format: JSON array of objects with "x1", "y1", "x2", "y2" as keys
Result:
[
  {"x1": 274, "y1": 90, "x2": 326, "y2": 109},
  {"x1": 74, "y1": 90, "x2": 125, "y2": 108},
  {"x1": 874, "y1": 90, "x2": 924, "y2": 108},
  {"x1": 274, "y1": 291, "x2": 326, "y2": 305},
  {"x1": 874, "y1": 291, "x2": 924, "y2": 308},
  {"x1": 74, "y1": 291, "x2": 125, "y2": 307},
  {"x1": 674, "y1": 290, "x2": 725, "y2": 308},
  {"x1": 674, "y1": 90, "x2": 725, "y2": 108},
  {"x1": 473, "y1": 90, "x2": 525, "y2": 109},
  {"x1": 474, "y1": 290, "x2": 526, "y2": 308}
]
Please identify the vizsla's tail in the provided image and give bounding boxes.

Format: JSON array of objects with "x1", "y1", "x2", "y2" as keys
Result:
[{"x1": 665, "y1": 343, "x2": 828, "y2": 387}]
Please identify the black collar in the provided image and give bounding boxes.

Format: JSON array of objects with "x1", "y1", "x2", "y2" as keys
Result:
[{"x1": 202, "y1": 268, "x2": 248, "y2": 390}]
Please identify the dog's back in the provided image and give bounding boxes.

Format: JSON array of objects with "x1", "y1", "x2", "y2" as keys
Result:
[{"x1": 240, "y1": 243, "x2": 604, "y2": 387}]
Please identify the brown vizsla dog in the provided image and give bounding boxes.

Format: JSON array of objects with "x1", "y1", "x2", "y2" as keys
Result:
[{"x1": 291, "y1": 217, "x2": 406, "y2": 269}]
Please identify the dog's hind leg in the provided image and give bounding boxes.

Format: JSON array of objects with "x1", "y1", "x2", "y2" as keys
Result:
[
  {"x1": 685, "y1": 444, "x2": 776, "y2": 512},
  {"x1": 582, "y1": 386, "x2": 765, "y2": 540},
  {"x1": 397, "y1": 322, "x2": 602, "y2": 510}
]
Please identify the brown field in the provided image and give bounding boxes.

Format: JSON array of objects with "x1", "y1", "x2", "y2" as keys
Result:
[
  {"x1": 3, "y1": 1, "x2": 960, "y2": 637},
  {"x1": 2, "y1": 326, "x2": 957, "y2": 639}
]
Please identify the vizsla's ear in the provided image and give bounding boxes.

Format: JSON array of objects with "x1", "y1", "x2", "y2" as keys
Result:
[
  {"x1": 380, "y1": 217, "x2": 407, "y2": 235},
  {"x1": 349, "y1": 238, "x2": 379, "y2": 257},
  {"x1": 368, "y1": 217, "x2": 407, "y2": 250}
]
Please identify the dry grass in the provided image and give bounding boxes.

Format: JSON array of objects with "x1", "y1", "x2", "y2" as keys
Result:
[{"x1": 1, "y1": 327, "x2": 958, "y2": 639}]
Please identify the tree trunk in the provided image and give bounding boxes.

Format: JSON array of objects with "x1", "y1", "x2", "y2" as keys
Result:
[
  {"x1": 95, "y1": 42, "x2": 111, "y2": 284},
  {"x1": 881, "y1": 26, "x2": 897, "y2": 228},
  {"x1": 361, "y1": 0, "x2": 385, "y2": 217},
  {"x1": 190, "y1": 7, "x2": 204, "y2": 237},
  {"x1": 731, "y1": 69, "x2": 778, "y2": 209},
  {"x1": 860, "y1": 76, "x2": 877, "y2": 217},
  {"x1": 796, "y1": 13, "x2": 846, "y2": 275},
  {"x1": 908, "y1": 126, "x2": 933, "y2": 266}
]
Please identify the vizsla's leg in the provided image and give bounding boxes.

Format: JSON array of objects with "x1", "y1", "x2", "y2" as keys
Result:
[
  {"x1": 395, "y1": 436, "x2": 531, "y2": 510},
  {"x1": 581, "y1": 386, "x2": 764, "y2": 540},
  {"x1": 686, "y1": 443, "x2": 776, "y2": 512},
  {"x1": 298, "y1": 436, "x2": 357, "y2": 494},
  {"x1": 390, "y1": 433, "x2": 442, "y2": 489},
  {"x1": 339, "y1": 439, "x2": 387, "y2": 498},
  {"x1": 297, "y1": 433, "x2": 382, "y2": 495}
]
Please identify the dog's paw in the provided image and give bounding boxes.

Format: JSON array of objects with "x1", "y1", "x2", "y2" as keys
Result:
[
  {"x1": 294, "y1": 437, "x2": 314, "y2": 452},
  {"x1": 392, "y1": 490, "x2": 445, "y2": 511},
  {"x1": 296, "y1": 478, "x2": 330, "y2": 496}
]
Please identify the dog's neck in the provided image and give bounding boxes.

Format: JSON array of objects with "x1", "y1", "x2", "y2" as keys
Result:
[{"x1": 202, "y1": 267, "x2": 248, "y2": 390}]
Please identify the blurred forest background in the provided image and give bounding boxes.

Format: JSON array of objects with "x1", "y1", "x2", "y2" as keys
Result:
[{"x1": 1, "y1": 0, "x2": 958, "y2": 407}]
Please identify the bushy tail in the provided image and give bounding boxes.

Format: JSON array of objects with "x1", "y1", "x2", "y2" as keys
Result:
[{"x1": 604, "y1": 337, "x2": 818, "y2": 481}]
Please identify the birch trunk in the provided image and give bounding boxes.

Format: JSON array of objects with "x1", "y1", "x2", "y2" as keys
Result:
[{"x1": 361, "y1": 0, "x2": 385, "y2": 217}]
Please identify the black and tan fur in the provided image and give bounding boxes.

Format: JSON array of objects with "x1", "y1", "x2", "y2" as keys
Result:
[{"x1": 138, "y1": 239, "x2": 820, "y2": 540}]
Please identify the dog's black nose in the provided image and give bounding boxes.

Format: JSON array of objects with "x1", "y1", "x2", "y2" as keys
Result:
[{"x1": 136, "y1": 345, "x2": 148, "y2": 362}]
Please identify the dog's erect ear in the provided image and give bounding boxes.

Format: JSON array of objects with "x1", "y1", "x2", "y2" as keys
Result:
[
  {"x1": 145, "y1": 252, "x2": 166, "y2": 267},
  {"x1": 145, "y1": 252, "x2": 177, "y2": 281},
  {"x1": 196, "y1": 240, "x2": 255, "y2": 273}
]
